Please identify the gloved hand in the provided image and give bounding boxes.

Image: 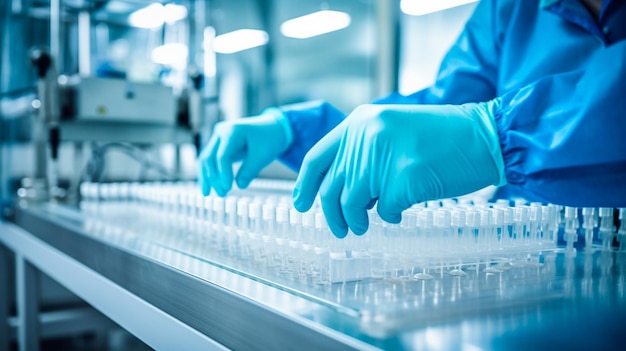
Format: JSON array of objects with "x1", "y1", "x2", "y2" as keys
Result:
[
  {"x1": 293, "y1": 101, "x2": 506, "y2": 238},
  {"x1": 198, "y1": 108, "x2": 293, "y2": 196}
]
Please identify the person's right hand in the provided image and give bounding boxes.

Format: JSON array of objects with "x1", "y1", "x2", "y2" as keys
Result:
[{"x1": 198, "y1": 109, "x2": 292, "y2": 196}]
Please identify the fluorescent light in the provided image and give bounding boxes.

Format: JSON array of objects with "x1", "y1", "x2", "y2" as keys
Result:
[
  {"x1": 213, "y1": 29, "x2": 269, "y2": 54},
  {"x1": 163, "y1": 4, "x2": 187, "y2": 24},
  {"x1": 129, "y1": 3, "x2": 164, "y2": 28},
  {"x1": 151, "y1": 43, "x2": 188, "y2": 68},
  {"x1": 106, "y1": 1, "x2": 134, "y2": 13},
  {"x1": 281, "y1": 10, "x2": 351, "y2": 39},
  {"x1": 400, "y1": 0, "x2": 478, "y2": 16},
  {"x1": 129, "y1": 3, "x2": 187, "y2": 29}
]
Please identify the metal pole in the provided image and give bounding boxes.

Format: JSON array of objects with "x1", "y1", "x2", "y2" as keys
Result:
[
  {"x1": 258, "y1": 0, "x2": 276, "y2": 110},
  {"x1": 187, "y1": 0, "x2": 204, "y2": 153},
  {"x1": 187, "y1": 0, "x2": 207, "y2": 70},
  {"x1": 16, "y1": 255, "x2": 40, "y2": 351},
  {"x1": 48, "y1": 0, "x2": 60, "y2": 125},
  {"x1": 50, "y1": 0, "x2": 60, "y2": 74},
  {"x1": 25, "y1": 49, "x2": 53, "y2": 202},
  {"x1": 48, "y1": 0, "x2": 61, "y2": 197},
  {"x1": 78, "y1": 10, "x2": 91, "y2": 76},
  {"x1": 375, "y1": 0, "x2": 400, "y2": 97},
  {"x1": 32, "y1": 83, "x2": 47, "y2": 180},
  {"x1": 0, "y1": 245, "x2": 10, "y2": 351}
]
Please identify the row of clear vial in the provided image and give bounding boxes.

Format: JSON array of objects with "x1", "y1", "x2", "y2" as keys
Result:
[{"x1": 79, "y1": 181, "x2": 626, "y2": 283}]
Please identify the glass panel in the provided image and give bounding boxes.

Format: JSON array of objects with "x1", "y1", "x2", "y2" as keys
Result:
[{"x1": 210, "y1": 0, "x2": 377, "y2": 117}]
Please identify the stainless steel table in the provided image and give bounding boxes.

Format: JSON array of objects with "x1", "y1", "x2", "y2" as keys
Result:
[{"x1": 2, "y1": 203, "x2": 625, "y2": 350}]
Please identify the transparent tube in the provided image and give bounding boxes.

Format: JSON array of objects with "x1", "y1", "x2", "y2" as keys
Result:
[
  {"x1": 78, "y1": 180, "x2": 624, "y2": 283},
  {"x1": 262, "y1": 203, "x2": 277, "y2": 267},
  {"x1": 618, "y1": 209, "x2": 626, "y2": 251},
  {"x1": 276, "y1": 206, "x2": 291, "y2": 274},
  {"x1": 564, "y1": 207, "x2": 579, "y2": 255},
  {"x1": 582, "y1": 207, "x2": 596, "y2": 251},
  {"x1": 414, "y1": 210, "x2": 434, "y2": 280},
  {"x1": 449, "y1": 210, "x2": 467, "y2": 276},
  {"x1": 314, "y1": 211, "x2": 330, "y2": 285},
  {"x1": 289, "y1": 209, "x2": 305, "y2": 279},
  {"x1": 598, "y1": 208, "x2": 614, "y2": 251}
]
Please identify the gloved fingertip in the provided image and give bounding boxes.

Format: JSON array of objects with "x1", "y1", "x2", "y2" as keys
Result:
[
  {"x1": 332, "y1": 225, "x2": 349, "y2": 239},
  {"x1": 379, "y1": 212, "x2": 402, "y2": 224},
  {"x1": 326, "y1": 215, "x2": 349, "y2": 239},
  {"x1": 293, "y1": 199, "x2": 307, "y2": 212},
  {"x1": 218, "y1": 179, "x2": 231, "y2": 195},
  {"x1": 236, "y1": 177, "x2": 251, "y2": 189},
  {"x1": 201, "y1": 182, "x2": 210, "y2": 196},
  {"x1": 351, "y1": 222, "x2": 369, "y2": 236},
  {"x1": 213, "y1": 184, "x2": 226, "y2": 197},
  {"x1": 292, "y1": 187, "x2": 312, "y2": 212}
]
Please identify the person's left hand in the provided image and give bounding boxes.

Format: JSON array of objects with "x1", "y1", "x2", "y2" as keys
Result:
[{"x1": 292, "y1": 101, "x2": 506, "y2": 238}]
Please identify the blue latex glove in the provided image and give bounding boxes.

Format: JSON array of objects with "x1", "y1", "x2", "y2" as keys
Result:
[
  {"x1": 293, "y1": 101, "x2": 506, "y2": 238},
  {"x1": 198, "y1": 108, "x2": 293, "y2": 196}
]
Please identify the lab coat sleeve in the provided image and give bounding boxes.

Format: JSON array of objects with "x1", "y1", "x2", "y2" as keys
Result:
[
  {"x1": 494, "y1": 40, "x2": 626, "y2": 207},
  {"x1": 277, "y1": 100, "x2": 346, "y2": 171},
  {"x1": 375, "y1": 0, "x2": 504, "y2": 105}
]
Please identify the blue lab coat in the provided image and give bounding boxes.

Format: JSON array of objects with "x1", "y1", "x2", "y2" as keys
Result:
[{"x1": 276, "y1": 0, "x2": 626, "y2": 207}]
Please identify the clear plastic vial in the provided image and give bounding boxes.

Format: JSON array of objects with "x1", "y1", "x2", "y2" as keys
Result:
[
  {"x1": 598, "y1": 208, "x2": 614, "y2": 251},
  {"x1": 564, "y1": 207, "x2": 579, "y2": 255}
]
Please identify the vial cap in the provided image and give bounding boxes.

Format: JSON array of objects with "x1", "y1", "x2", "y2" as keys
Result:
[
  {"x1": 582, "y1": 207, "x2": 595, "y2": 216},
  {"x1": 529, "y1": 206, "x2": 541, "y2": 221},
  {"x1": 249, "y1": 202, "x2": 261, "y2": 219},
  {"x1": 315, "y1": 211, "x2": 327, "y2": 229},
  {"x1": 262, "y1": 203, "x2": 275, "y2": 220},
  {"x1": 302, "y1": 211, "x2": 315, "y2": 227},
  {"x1": 276, "y1": 206, "x2": 289, "y2": 223},
  {"x1": 493, "y1": 208, "x2": 504, "y2": 225},
  {"x1": 225, "y1": 197, "x2": 237, "y2": 214},
  {"x1": 418, "y1": 210, "x2": 434, "y2": 228},
  {"x1": 514, "y1": 206, "x2": 529, "y2": 222},
  {"x1": 502, "y1": 207, "x2": 512, "y2": 223},
  {"x1": 541, "y1": 205, "x2": 552, "y2": 221},
  {"x1": 213, "y1": 197, "x2": 225, "y2": 211},
  {"x1": 465, "y1": 210, "x2": 479, "y2": 227},
  {"x1": 495, "y1": 199, "x2": 510, "y2": 207},
  {"x1": 514, "y1": 199, "x2": 528, "y2": 206},
  {"x1": 480, "y1": 210, "x2": 493, "y2": 226},
  {"x1": 451, "y1": 210, "x2": 466, "y2": 227},
  {"x1": 289, "y1": 209, "x2": 302, "y2": 225},
  {"x1": 237, "y1": 198, "x2": 249, "y2": 216},
  {"x1": 434, "y1": 210, "x2": 451, "y2": 228},
  {"x1": 426, "y1": 200, "x2": 441, "y2": 208},
  {"x1": 564, "y1": 206, "x2": 578, "y2": 218},
  {"x1": 402, "y1": 211, "x2": 417, "y2": 229}
]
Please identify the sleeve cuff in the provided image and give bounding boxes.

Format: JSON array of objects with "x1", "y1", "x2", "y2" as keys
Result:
[
  {"x1": 261, "y1": 107, "x2": 293, "y2": 152},
  {"x1": 482, "y1": 98, "x2": 507, "y2": 187}
]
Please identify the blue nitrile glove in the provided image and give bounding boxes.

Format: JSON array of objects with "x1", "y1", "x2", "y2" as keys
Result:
[
  {"x1": 198, "y1": 108, "x2": 293, "y2": 196},
  {"x1": 293, "y1": 101, "x2": 506, "y2": 238}
]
